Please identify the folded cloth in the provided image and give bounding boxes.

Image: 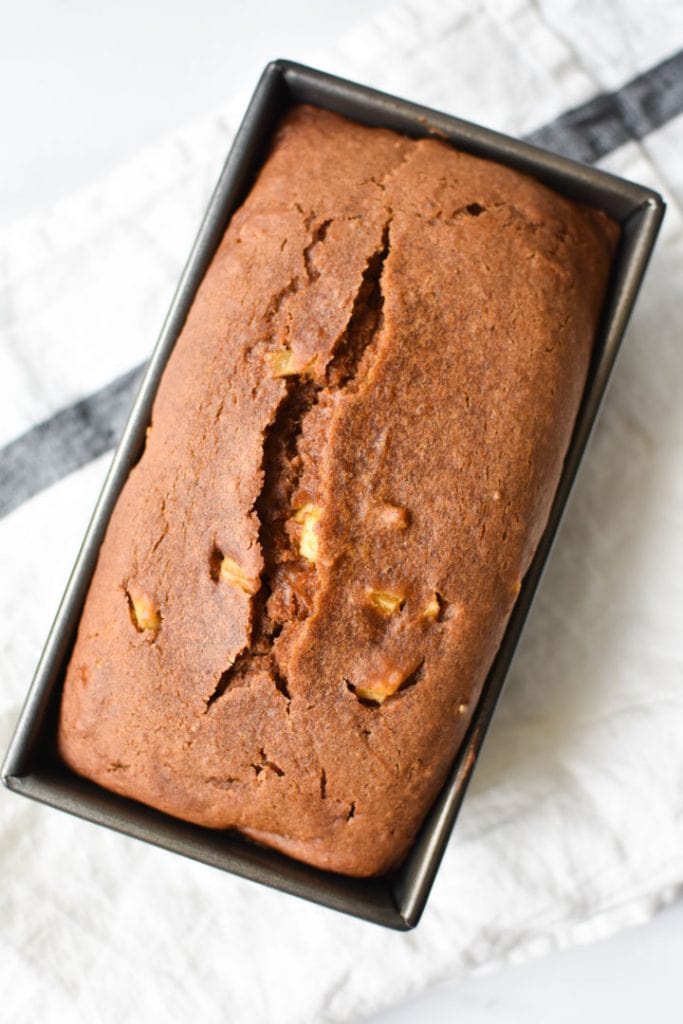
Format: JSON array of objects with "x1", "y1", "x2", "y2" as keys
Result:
[{"x1": 2, "y1": 1, "x2": 682, "y2": 1022}]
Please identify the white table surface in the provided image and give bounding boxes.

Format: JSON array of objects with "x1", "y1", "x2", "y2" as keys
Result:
[{"x1": 2, "y1": 2, "x2": 681, "y2": 1020}]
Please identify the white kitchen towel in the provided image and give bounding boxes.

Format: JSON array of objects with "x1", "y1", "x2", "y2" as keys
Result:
[{"x1": 2, "y1": 1, "x2": 683, "y2": 1022}]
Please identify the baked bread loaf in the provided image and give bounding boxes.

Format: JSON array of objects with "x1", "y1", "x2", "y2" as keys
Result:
[{"x1": 58, "y1": 105, "x2": 618, "y2": 876}]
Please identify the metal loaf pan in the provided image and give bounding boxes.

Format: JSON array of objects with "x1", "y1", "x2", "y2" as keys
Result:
[{"x1": 2, "y1": 60, "x2": 665, "y2": 930}]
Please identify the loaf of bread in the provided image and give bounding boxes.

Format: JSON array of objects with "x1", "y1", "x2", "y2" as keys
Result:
[{"x1": 58, "y1": 105, "x2": 618, "y2": 876}]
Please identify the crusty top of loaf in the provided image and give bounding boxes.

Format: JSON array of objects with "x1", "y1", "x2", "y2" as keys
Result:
[{"x1": 58, "y1": 105, "x2": 618, "y2": 876}]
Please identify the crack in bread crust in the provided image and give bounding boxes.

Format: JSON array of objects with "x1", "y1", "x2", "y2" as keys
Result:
[{"x1": 205, "y1": 221, "x2": 393, "y2": 710}]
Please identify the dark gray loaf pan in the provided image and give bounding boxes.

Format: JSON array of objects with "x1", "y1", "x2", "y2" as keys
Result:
[{"x1": 2, "y1": 60, "x2": 664, "y2": 929}]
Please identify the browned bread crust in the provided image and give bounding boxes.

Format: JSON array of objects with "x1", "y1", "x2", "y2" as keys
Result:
[{"x1": 58, "y1": 105, "x2": 618, "y2": 876}]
